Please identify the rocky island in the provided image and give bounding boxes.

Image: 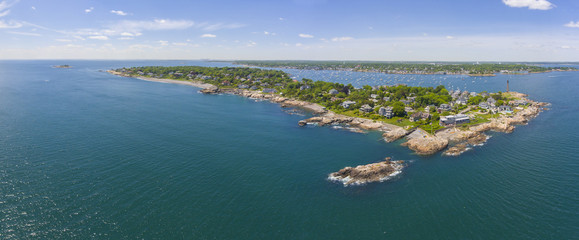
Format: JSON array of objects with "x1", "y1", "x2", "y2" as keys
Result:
[{"x1": 328, "y1": 158, "x2": 405, "y2": 186}]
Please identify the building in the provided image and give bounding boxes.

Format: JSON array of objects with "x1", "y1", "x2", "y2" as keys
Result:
[
  {"x1": 438, "y1": 103, "x2": 451, "y2": 112},
  {"x1": 262, "y1": 88, "x2": 277, "y2": 94},
  {"x1": 238, "y1": 84, "x2": 249, "y2": 89},
  {"x1": 514, "y1": 99, "x2": 527, "y2": 106},
  {"x1": 383, "y1": 97, "x2": 390, "y2": 102},
  {"x1": 300, "y1": 85, "x2": 311, "y2": 91},
  {"x1": 440, "y1": 114, "x2": 470, "y2": 126},
  {"x1": 487, "y1": 97, "x2": 497, "y2": 105},
  {"x1": 359, "y1": 104, "x2": 373, "y2": 113},
  {"x1": 410, "y1": 112, "x2": 430, "y2": 122},
  {"x1": 370, "y1": 94, "x2": 379, "y2": 99},
  {"x1": 329, "y1": 89, "x2": 339, "y2": 95},
  {"x1": 478, "y1": 102, "x2": 490, "y2": 109},
  {"x1": 455, "y1": 97, "x2": 468, "y2": 105},
  {"x1": 499, "y1": 105, "x2": 512, "y2": 112},
  {"x1": 340, "y1": 100, "x2": 356, "y2": 109},
  {"x1": 378, "y1": 106, "x2": 394, "y2": 119}
]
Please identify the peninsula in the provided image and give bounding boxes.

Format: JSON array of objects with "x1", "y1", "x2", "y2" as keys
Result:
[{"x1": 108, "y1": 65, "x2": 548, "y2": 158}]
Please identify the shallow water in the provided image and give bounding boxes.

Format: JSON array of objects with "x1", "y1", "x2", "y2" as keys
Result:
[{"x1": 0, "y1": 60, "x2": 577, "y2": 239}]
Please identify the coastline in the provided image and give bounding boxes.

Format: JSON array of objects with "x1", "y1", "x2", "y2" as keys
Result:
[{"x1": 108, "y1": 70, "x2": 547, "y2": 157}]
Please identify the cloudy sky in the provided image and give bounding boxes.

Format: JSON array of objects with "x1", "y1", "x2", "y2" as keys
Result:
[{"x1": 0, "y1": 0, "x2": 577, "y2": 61}]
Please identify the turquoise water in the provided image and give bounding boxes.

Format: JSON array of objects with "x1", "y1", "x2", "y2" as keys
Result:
[{"x1": 0, "y1": 61, "x2": 577, "y2": 239}]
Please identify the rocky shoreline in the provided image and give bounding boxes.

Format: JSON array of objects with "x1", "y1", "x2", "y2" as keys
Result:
[
  {"x1": 109, "y1": 71, "x2": 548, "y2": 157},
  {"x1": 328, "y1": 158, "x2": 405, "y2": 186}
]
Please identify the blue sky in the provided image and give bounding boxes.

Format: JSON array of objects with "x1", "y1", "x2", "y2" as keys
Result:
[{"x1": 0, "y1": 0, "x2": 577, "y2": 61}]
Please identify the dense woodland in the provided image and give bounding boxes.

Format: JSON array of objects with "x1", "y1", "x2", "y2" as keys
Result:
[{"x1": 233, "y1": 60, "x2": 576, "y2": 75}]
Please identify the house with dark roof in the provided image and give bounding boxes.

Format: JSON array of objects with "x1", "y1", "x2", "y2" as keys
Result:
[
  {"x1": 378, "y1": 106, "x2": 394, "y2": 119},
  {"x1": 340, "y1": 100, "x2": 356, "y2": 109}
]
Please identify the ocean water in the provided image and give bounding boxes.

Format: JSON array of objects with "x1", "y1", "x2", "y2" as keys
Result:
[{"x1": 0, "y1": 60, "x2": 577, "y2": 239}]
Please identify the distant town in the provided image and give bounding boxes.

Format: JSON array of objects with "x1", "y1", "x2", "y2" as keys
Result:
[{"x1": 233, "y1": 60, "x2": 576, "y2": 76}]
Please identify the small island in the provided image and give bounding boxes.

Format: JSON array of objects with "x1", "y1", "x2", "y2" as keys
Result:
[
  {"x1": 328, "y1": 157, "x2": 405, "y2": 186},
  {"x1": 53, "y1": 65, "x2": 72, "y2": 69}
]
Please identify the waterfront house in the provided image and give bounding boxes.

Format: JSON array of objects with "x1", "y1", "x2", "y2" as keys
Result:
[
  {"x1": 487, "y1": 97, "x2": 497, "y2": 105},
  {"x1": 329, "y1": 89, "x2": 339, "y2": 95},
  {"x1": 479, "y1": 102, "x2": 490, "y2": 109},
  {"x1": 405, "y1": 107, "x2": 414, "y2": 113},
  {"x1": 341, "y1": 100, "x2": 356, "y2": 109},
  {"x1": 378, "y1": 106, "x2": 394, "y2": 119},
  {"x1": 514, "y1": 99, "x2": 527, "y2": 106},
  {"x1": 370, "y1": 94, "x2": 379, "y2": 99},
  {"x1": 455, "y1": 97, "x2": 468, "y2": 105},
  {"x1": 262, "y1": 88, "x2": 277, "y2": 94},
  {"x1": 359, "y1": 104, "x2": 373, "y2": 113},
  {"x1": 438, "y1": 103, "x2": 452, "y2": 112},
  {"x1": 250, "y1": 86, "x2": 258, "y2": 90},
  {"x1": 440, "y1": 114, "x2": 470, "y2": 126},
  {"x1": 300, "y1": 85, "x2": 311, "y2": 91},
  {"x1": 238, "y1": 84, "x2": 249, "y2": 89},
  {"x1": 499, "y1": 105, "x2": 512, "y2": 112},
  {"x1": 410, "y1": 112, "x2": 430, "y2": 122}
]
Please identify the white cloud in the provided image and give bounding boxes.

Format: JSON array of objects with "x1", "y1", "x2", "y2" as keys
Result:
[
  {"x1": 172, "y1": 42, "x2": 188, "y2": 46},
  {"x1": 118, "y1": 37, "x2": 134, "y2": 40},
  {"x1": 31, "y1": 6, "x2": 35, "y2": 10},
  {"x1": 279, "y1": 17, "x2": 285, "y2": 21},
  {"x1": 247, "y1": 41, "x2": 257, "y2": 47},
  {"x1": 295, "y1": 43, "x2": 303, "y2": 47},
  {"x1": 159, "y1": 40, "x2": 169, "y2": 46},
  {"x1": 0, "y1": 0, "x2": 19, "y2": 12},
  {"x1": 88, "y1": 35, "x2": 108, "y2": 40},
  {"x1": 502, "y1": 0, "x2": 554, "y2": 10},
  {"x1": 446, "y1": 35, "x2": 455, "y2": 39},
  {"x1": 564, "y1": 21, "x2": 579, "y2": 28},
  {"x1": 85, "y1": 7, "x2": 94, "y2": 13},
  {"x1": 199, "y1": 22, "x2": 245, "y2": 31},
  {"x1": 0, "y1": 9, "x2": 9, "y2": 17},
  {"x1": 0, "y1": 19, "x2": 21, "y2": 28},
  {"x1": 331, "y1": 36, "x2": 353, "y2": 42},
  {"x1": 55, "y1": 39, "x2": 72, "y2": 42},
  {"x1": 78, "y1": 19, "x2": 194, "y2": 37},
  {"x1": 8, "y1": 31, "x2": 41, "y2": 36},
  {"x1": 201, "y1": 33, "x2": 216, "y2": 38},
  {"x1": 111, "y1": 10, "x2": 128, "y2": 16},
  {"x1": 299, "y1": 33, "x2": 314, "y2": 38}
]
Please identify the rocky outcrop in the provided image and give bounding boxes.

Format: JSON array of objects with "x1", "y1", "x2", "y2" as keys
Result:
[
  {"x1": 443, "y1": 144, "x2": 468, "y2": 156},
  {"x1": 402, "y1": 134, "x2": 449, "y2": 155},
  {"x1": 299, "y1": 112, "x2": 407, "y2": 135},
  {"x1": 383, "y1": 128, "x2": 408, "y2": 142},
  {"x1": 199, "y1": 86, "x2": 220, "y2": 94},
  {"x1": 467, "y1": 133, "x2": 488, "y2": 145},
  {"x1": 328, "y1": 158, "x2": 405, "y2": 186}
]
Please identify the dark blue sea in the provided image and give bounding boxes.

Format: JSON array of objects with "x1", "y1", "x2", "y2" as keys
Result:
[{"x1": 0, "y1": 60, "x2": 577, "y2": 239}]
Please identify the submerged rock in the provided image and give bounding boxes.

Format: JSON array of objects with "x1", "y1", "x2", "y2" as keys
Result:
[{"x1": 328, "y1": 158, "x2": 405, "y2": 186}]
